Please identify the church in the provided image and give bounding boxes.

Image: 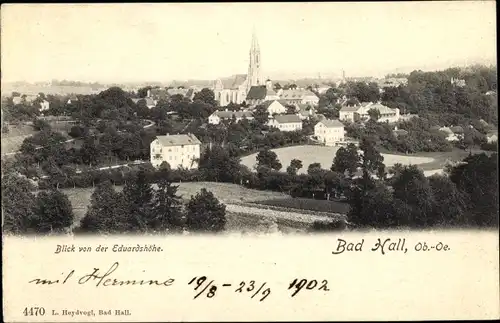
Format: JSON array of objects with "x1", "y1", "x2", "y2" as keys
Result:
[{"x1": 213, "y1": 30, "x2": 264, "y2": 106}]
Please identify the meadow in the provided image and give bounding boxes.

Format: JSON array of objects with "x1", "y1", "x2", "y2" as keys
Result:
[{"x1": 240, "y1": 145, "x2": 476, "y2": 173}]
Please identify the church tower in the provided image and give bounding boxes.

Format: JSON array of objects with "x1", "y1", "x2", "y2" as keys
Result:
[{"x1": 247, "y1": 29, "x2": 262, "y2": 92}]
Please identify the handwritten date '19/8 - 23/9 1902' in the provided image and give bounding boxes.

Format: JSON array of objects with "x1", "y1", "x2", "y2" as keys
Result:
[{"x1": 27, "y1": 262, "x2": 331, "y2": 302}]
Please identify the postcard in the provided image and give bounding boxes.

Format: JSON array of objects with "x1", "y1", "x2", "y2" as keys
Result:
[{"x1": 2, "y1": 2, "x2": 499, "y2": 322}]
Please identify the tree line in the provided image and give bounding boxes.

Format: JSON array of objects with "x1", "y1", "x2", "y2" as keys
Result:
[{"x1": 2, "y1": 169, "x2": 227, "y2": 235}]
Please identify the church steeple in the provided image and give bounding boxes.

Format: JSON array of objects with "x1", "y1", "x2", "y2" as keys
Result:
[{"x1": 247, "y1": 28, "x2": 262, "y2": 92}]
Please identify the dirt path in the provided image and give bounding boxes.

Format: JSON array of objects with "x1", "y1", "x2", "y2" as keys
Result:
[{"x1": 225, "y1": 203, "x2": 343, "y2": 224}]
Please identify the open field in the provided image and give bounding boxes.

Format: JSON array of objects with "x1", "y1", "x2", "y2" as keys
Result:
[
  {"x1": 241, "y1": 145, "x2": 484, "y2": 173},
  {"x1": 1, "y1": 124, "x2": 37, "y2": 153}
]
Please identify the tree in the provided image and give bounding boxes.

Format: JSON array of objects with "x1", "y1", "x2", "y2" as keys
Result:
[
  {"x1": 449, "y1": 153, "x2": 498, "y2": 227},
  {"x1": 33, "y1": 189, "x2": 74, "y2": 233},
  {"x1": 121, "y1": 170, "x2": 154, "y2": 232},
  {"x1": 286, "y1": 158, "x2": 303, "y2": 175},
  {"x1": 331, "y1": 143, "x2": 360, "y2": 177},
  {"x1": 193, "y1": 88, "x2": 217, "y2": 106},
  {"x1": 78, "y1": 181, "x2": 127, "y2": 233},
  {"x1": 359, "y1": 137, "x2": 385, "y2": 178},
  {"x1": 1, "y1": 174, "x2": 37, "y2": 234},
  {"x1": 367, "y1": 108, "x2": 381, "y2": 121},
  {"x1": 307, "y1": 162, "x2": 322, "y2": 175},
  {"x1": 391, "y1": 165, "x2": 435, "y2": 227},
  {"x1": 286, "y1": 105, "x2": 296, "y2": 114},
  {"x1": 185, "y1": 188, "x2": 226, "y2": 232},
  {"x1": 256, "y1": 148, "x2": 282, "y2": 171},
  {"x1": 151, "y1": 176, "x2": 184, "y2": 232},
  {"x1": 428, "y1": 175, "x2": 468, "y2": 227},
  {"x1": 33, "y1": 119, "x2": 51, "y2": 131},
  {"x1": 253, "y1": 104, "x2": 269, "y2": 126}
]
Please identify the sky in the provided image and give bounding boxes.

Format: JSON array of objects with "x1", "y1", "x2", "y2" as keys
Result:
[{"x1": 1, "y1": 2, "x2": 497, "y2": 83}]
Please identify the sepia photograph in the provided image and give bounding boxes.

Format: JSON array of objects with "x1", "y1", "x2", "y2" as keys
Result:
[
  {"x1": 1, "y1": 2, "x2": 497, "y2": 237},
  {"x1": 1, "y1": 3, "x2": 499, "y2": 322}
]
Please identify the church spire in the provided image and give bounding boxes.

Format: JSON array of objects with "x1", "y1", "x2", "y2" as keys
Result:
[{"x1": 247, "y1": 28, "x2": 262, "y2": 92}]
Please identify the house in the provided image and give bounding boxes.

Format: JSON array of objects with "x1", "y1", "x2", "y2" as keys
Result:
[
  {"x1": 150, "y1": 133, "x2": 201, "y2": 169},
  {"x1": 67, "y1": 95, "x2": 78, "y2": 104},
  {"x1": 278, "y1": 89, "x2": 319, "y2": 106},
  {"x1": 260, "y1": 100, "x2": 287, "y2": 115},
  {"x1": 267, "y1": 114, "x2": 303, "y2": 132},
  {"x1": 39, "y1": 99, "x2": 50, "y2": 112},
  {"x1": 439, "y1": 127, "x2": 460, "y2": 142},
  {"x1": 314, "y1": 119, "x2": 345, "y2": 146},
  {"x1": 486, "y1": 130, "x2": 498, "y2": 143},
  {"x1": 297, "y1": 107, "x2": 316, "y2": 120},
  {"x1": 339, "y1": 102, "x2": 400, "y2": 123},
  {"x1": 339, "y1": 105, "x2": 362, "y2": 122},
  {"x1": 451, "y1": 77, "x2": 466, "y2": 87},
  {"x1": 208, "y1": 110, "x2": 254, "y2": 125},
  {"x1": 246, "y1": 85, "x2": 280, "y2": 106},
  {"x1": 12, "y1": 97, "x2": 22, "y2": 105},
  {"x1": 132, "y1": 98, "x2": 157, "y2": 109}
]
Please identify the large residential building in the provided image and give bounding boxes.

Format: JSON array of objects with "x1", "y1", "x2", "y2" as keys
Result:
[
  {"x1": 278, "y1": 89, "x2": 319, "y2": 106},
  {"x1": 150, "y1": 134, "x2": 201, "y2": 169},
  {"x1": 314, "y1": 119, "x2": 345, "y2": 146},
  {"x1": 267, "y1": 114, "x2": 303, "y2": 132},
  {"x1": 208, "y1": 110, "x2": 254, "y2": 125},
  {"x1": 339, "y1": 102, "x2": 400, "y2": 123}
]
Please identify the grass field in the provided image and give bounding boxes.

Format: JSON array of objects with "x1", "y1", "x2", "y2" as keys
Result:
[
  {"x1": 240, "y1": 145, "x2": 481, "y2": 173},
  {"x1": 1, "y1": 124, "x2": 37, "y2": 153}
]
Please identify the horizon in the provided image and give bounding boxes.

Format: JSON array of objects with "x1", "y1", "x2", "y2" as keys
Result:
[{"x1": 1, "y1": 2, "x2": 496, "y2": 84}]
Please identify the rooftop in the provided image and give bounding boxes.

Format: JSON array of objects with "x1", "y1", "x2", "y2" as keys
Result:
[
  {"x1": 318, "y1": 119, "x2": 344, "y2": 128},
  {"x1": 273, "y1": 114, "x2": 302, "y2": 124},
  {"x1": 156, "y1": 134, "x2": 201, "y2": 146},
  {"x1": 246, "y1": 85, "x2": 267, "y2": 100}
]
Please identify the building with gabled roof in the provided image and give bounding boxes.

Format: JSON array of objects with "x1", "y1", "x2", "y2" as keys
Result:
[
  {"x1": 208, "y1": 110, "x2": 254, "y2": 125},
  {"x1": 314, "y1": 119, "x2": 345, "y2": 146},
  {"x1": 267, "y1": 114, "x2": 303, "y2": 132},
  {"x1": 260, "y1": 100, "x2": 287, "y2": 115},
  {"x1": 150, "y1": 133, "x2": 201, "y2": 169},
  {"x1": 339, "y1": 102, "x2": 400, "y2": 123}
]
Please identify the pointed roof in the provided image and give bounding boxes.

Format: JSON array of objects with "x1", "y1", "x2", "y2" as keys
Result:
[
  {"x1": 251, "y1": 27, "x2": 259, "y2": 52},
  {"x1": 246, "y1": 85, "x2": 267, "y2": 100},
  {"x1": 318, "y1": 119, "x2": 344, "y2": 128}
]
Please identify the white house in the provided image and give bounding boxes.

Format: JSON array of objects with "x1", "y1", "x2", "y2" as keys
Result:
[
  {"x1": 314, "y1": 119, "x2": 345, "y2": 146},
  {"x1": 278, "y1": 89, "x2": 319, "y2": 106},
  {"x1": 339, "y1": 102, "x2": 400, "y2": 123},
  {"x1": 439, "y1": 127, "x2": 460, "y2": 142},
  {"x1": 132, "y1": 98, "x2": 157, "y2": 109},
  {"x1": 339, "y1": 105, "x2": 361, "y2": 122},
  {"x1": 486, "y1": 131, "x2": 498, "y2": 143},
  {"x1": 208, "y1": 110, "x2": 254, "y2": 125},
  {"x1": 150, "y1": 133, "x2": 201, "y2": 169},
  {"x1": 267, "y1": 114, "x2": 303, "y2": 132},
  {"x1": 261, "y1": 100, "x2": 287, "y2": 115},
  {"x1": 39, "y1": 99, "x2": 50, "y2": 112}
]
